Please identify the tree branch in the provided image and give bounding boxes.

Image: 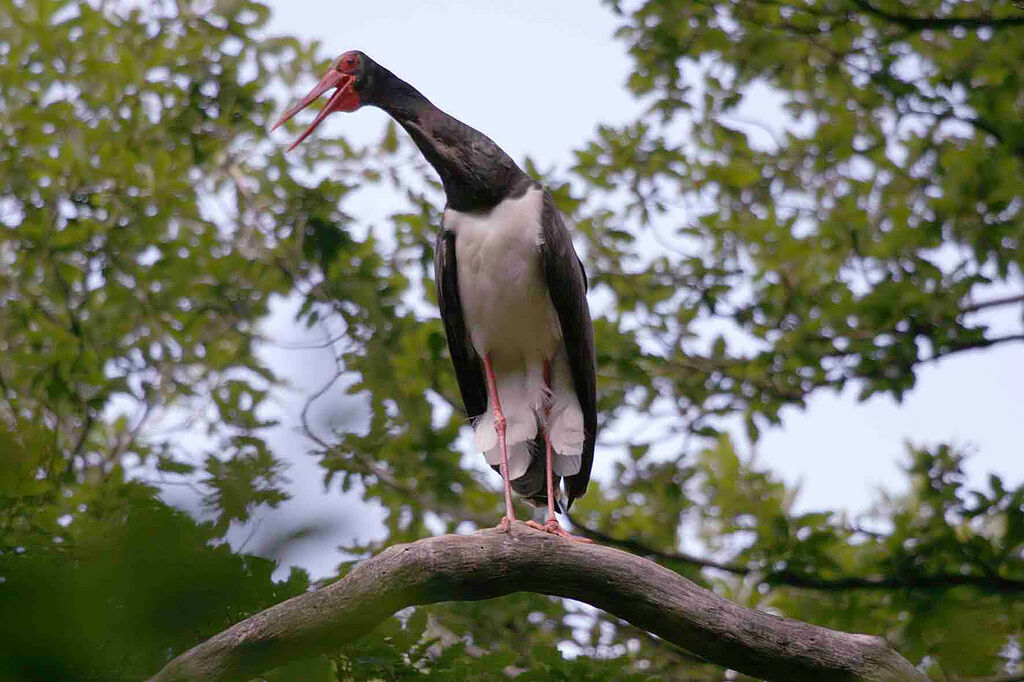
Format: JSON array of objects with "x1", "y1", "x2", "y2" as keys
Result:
[
  {"x1": 850, "y1": 0, "x2": 1024, "y2": 31},
  {"x1": 150, "y1": 523, "x2": 926, "y2": 682},
  {"x1": 961, "y1": 294, "x2": 1024, "y2": 315},
  {"x1": 568, "y1": 514, "x2": 1024, "y2": 594},
  {"x1": 933, "y1": 333, "x2": 1024, "y2": 363}
]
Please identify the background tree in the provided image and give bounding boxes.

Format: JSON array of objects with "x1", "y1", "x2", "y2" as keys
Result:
[{"x1": 0, "y1": 0, "x2": 1021, "y2": 680}]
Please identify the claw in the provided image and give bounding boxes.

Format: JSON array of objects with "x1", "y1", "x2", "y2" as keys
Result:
[{"x1": 525, "y1": 518, "x2": 594, "y2": 543}]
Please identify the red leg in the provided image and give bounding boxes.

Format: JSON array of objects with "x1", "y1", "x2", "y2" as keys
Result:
[
  {"x1": 525, "y1": 360, "x2": 593, "y2": 543},
  {"x1": 543, "y1": 360, "x2": 556, "y2": 524},
  {"x1": 483, "y1": 353, "x2": 516, "y2": 531}
]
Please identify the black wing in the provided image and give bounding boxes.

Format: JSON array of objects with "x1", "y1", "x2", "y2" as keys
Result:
[
  {"x1": 434, "y1": 228, "x2": 488, "y2": 421},
  {"x1": 539, "y1": 192, "x2": 597, "y2": 509}
]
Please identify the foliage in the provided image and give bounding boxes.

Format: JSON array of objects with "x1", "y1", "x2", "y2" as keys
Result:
[
  {"x1": 600, "y1": 0, "x2": 1024, "y2": 423},
  {"x1": 0, "y1": 479, "x2": 312, "y2": 681},
  {"x1": 0, "y1": 0, "x2": 1022, "y2": 680}
]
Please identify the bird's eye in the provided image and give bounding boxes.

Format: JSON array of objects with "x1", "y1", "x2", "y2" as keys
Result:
[{"x1": 334, "y1": 54, "x2": 355, "y2": 73}]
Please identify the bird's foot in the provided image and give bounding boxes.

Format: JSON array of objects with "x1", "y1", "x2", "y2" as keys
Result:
[
  {"x1": 498, "y1": 516, "x2": 514, "y2": 534},
  {"x1": 526, "y1": 518, "x2": 594, "y2": 543}
]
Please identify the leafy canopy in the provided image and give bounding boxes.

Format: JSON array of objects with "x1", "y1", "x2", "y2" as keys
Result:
[{"x1": 0, "y1": 0, "x2": 1022, "y2": 680}]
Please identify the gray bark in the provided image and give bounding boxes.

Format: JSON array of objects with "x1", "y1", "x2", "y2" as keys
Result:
[{"x1": 150, "y1": 521, "x2": 927, "y2": 682}]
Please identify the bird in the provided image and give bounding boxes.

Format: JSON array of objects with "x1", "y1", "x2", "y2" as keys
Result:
[{"x1": 273, "y1": 51, "x2": 595, "y2": 541}]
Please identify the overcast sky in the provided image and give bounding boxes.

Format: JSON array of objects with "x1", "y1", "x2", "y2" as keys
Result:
[{"x1": 204, "y1": 0, "x2": 1024, "y2": 580}]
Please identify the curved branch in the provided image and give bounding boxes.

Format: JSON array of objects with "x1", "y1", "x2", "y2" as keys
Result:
[
  {"x1": 568, "y1": 515, "x2": 1024, "y2": 594},
  {"x1": 150, "y1": 523, "x2": 926, "y2": 682}
]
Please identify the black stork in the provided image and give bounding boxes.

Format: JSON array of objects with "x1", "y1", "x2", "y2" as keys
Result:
[{"x1": 274, "y1": 51, "x2": 595, "y2": 541}]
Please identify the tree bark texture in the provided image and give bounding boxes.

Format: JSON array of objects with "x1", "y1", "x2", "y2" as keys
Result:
[{"x1": 150, "y1": 521, "x2": 927, "y2": 682}]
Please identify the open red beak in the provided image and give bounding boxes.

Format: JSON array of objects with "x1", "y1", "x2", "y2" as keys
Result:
[{"x1": 272, "y1": 70, "x2": 359, "y2": 151}]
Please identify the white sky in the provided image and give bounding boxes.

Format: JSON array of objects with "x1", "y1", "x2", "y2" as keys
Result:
[{"x1": 213, "y1": 0, "x2": 1024, "y2": 579}]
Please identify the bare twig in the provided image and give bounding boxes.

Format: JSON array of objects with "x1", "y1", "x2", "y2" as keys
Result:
[{"x1": 960, "y1": 294, "x2": 1024, "y2": 315}]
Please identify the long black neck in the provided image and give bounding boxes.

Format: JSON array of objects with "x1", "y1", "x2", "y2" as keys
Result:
[{"x1": 363, "y1": 66, "x2": 529, "y2": 212}]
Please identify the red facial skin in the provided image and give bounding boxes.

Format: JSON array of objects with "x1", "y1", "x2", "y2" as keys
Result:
[{"x1": 272, "y1": 51, "x2": 362, "y2": 151}]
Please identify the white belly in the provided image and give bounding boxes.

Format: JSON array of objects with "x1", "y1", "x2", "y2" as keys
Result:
[
  {"x1": 443, "y1": 187, "x2": 584, "y2": 483},
  {"x1": 445, "y1": 187, "x2": 561, "y2": 361}
]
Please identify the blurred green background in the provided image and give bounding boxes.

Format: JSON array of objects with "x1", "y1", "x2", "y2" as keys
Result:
[{"x1": 1, "y1": 0, "x2": 1022, "y2": 679}]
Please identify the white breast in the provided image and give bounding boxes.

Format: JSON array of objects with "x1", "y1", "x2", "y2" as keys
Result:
[
  {"x1": 444, "y1": 186, "x2": 561, "y2": 361},
  {"x1": 443, "y1": 186, "x2": 584, "y2": 484}
]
